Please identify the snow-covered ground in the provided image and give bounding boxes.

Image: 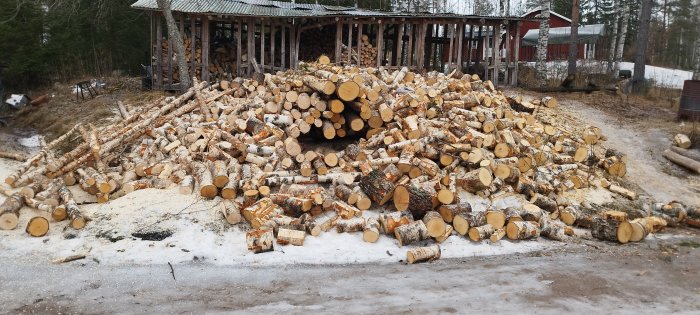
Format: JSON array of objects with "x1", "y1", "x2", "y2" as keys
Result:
[{"x1": 527, "y1": 60, "x2": 694, "y2": 89}]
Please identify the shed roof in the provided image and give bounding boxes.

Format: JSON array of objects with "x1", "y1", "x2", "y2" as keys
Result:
[
  {"x1": 521, "y1": 8, "x2": 572, "y2": 23},
  {"x1": 131, "y1": 0, "x2": 528, "y2": 20}
]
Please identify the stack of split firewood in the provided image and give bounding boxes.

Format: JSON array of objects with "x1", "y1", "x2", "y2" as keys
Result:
[
  {"x1": 341, "y1": 35, "x2": 378, "y2": 67},
  {"x1": 160, "y1": 35, "x2": 203, "y2": 84},
  {"x1": 2, "y1": 60, "x2": 696, "y2": 260}
]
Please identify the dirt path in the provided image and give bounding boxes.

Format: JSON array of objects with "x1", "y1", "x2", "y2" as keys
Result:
[{"x1": 2, "y1": 234, "x2": 698, "y2": 314}]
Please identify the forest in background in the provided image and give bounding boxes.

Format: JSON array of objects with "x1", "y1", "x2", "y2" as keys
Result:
[{"x1": 0, "y1": 0, "x2": 698, "y2": 91}]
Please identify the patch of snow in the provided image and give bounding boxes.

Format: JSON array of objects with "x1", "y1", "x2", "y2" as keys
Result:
[
  {"x1": 18, "y1": 135, "x2": 43, "y2": 148},
  {"x1": 0, "y1": 158, "x2": 550, "y2": 266},
  {"x1": 525, "y1": 60, "x2": 693, "y2": 89}
]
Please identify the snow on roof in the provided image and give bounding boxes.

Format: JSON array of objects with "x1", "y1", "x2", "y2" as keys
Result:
[
  {"x1": 521, "y1": 8, "x2": 572, "y2": 23},
  {"x1": 521, "y1": 24, "x2": 605, "y2": 46}
]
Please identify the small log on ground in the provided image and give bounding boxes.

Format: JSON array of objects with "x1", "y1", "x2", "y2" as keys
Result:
[
  {"x1": 220, "y1": 200, "x2": 242, "y2": 224},
  {"x1": 336, "y1": 217, "x2": 366, "y2": 233},
  {"x1": 246, "y1": 228, "x2": 274, "y2": 253},
  {"x1": 674, "y1": 134, "x2": 691, "y2": 149},
  {"x1": 359, "y1": 169, "x2": 396, "y2": 206},
  {"x1": 438, "y1": 203, "x2": 471, "y2": 223},
  {"x1": 406, "y1": 244, "x2": 441, "y2": 264},
  {"x1": 591, "y1": 216, "x2": 632, "y2": 244},
  {"x1": 485, "y1": 209, "x2": 506, "y2": 229},
  {"x1": 468, "y1": 224, "x2": 495, "y2": 242},
  {"x1": 506, "y1": 221, "x2": 540, "y2": 240},
  {"x1": 394, "y1": 220, "x2": 429, "y2": 246},
  {"x1": 393, "y1": 183, "x2": 435, "y2": 219},
  {"x1": 379, "y1": 210, "x2": 414, "y2": 234},
  {"x1": 422, "y1": 211, "x2": 446, "y2": 238},
  {"x1": 277, "y1": 228, "x2": 305, "y2": 246},
  {"x1": 25, "y1": 216, "x2": 49, "y2": 237},
  {"x1": 363, "y1": 217, "x2": 380, "y2": 243},
  {"x1": 0, "y1": 193, "x2": 25, "y2": 230},
  {"x1": 662, "y1": 149, "x2": 700, "y2": 173}
]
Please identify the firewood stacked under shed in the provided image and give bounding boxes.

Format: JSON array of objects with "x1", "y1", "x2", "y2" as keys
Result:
[{"x1": 2, "y1": 60, "x2": 698, "y2": 262}]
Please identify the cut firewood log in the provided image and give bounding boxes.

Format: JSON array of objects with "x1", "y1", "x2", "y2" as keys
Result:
[
  {"x1": 438, "y1": 202, "x2": 472, "y2": 223},
  {"x1": 246, "y1": 228, "x2": 274, "y2": 253},
  {"x1": 504, "y1": 207, "x2": 523, "y2": 223},
  {"x1": 485, "y1": 209, "x2": 506, "y2": 229},
  {"x1": 393, "y1": 183, "x2": 435, "y2": 219},
  {"x1": 673, "y1": 133, "x2": 692, "y2": 149},
  {"x1": 669, "y1": 146, "x2": 700, "y2": 162},
  {"x1": 277, "y1": 228, "x2": 305, "y2": 246},
  {"x1": 333, "y1": 200, "x2": 362, "y2": 219},
  {"x1": 422, "y1": 211, "x2": 446, "y2": 238},
  {"x1": 506, "y1": 221, "x2": 540, "y2": 240},
  {"x1": 359, "y1": 169, "x2": 396, "y2": 206},
  {"x1": 467, "y1": 222, "x2": 494, "y2": 242},
  {"x1": 57, "y1": 186, "x2": 86, "y2": 230},
  {"x1": 304, "y1": 211, "x2": 338, "y2": 236},
  {"x1": 489, "y1": 227, "x2": 507, "y2": 242},
  {"x1": 406, "y1": 244, "x2": 441, "y2": 264},
  {"x1": 336, "y1": 217, "x2": 366, "y2": 233},
  {"x1": 337, "y1": 81, "x2": 360, "y2": 102},
  {"x1": 591, "y1": 216, "x2": 632, "y2": 244},
  {"x1": 220, "y1": 199, "x2": 242, "y2": 224},
  {"x1": 25, "y1": 216, "x2": 49, "y2": 237},
  {"x1": 394, "y1": 220, "x2": 429, "y2": 246},
  {"x1": 608, "y1": 184, "x2": 637, "y2": 200},
  {"x1": 194, "y1": 162, "x2": 217, "y2": 198},
  {"x1": 270, "y1": 193, "x2": 313, "y2": 217},
  {"x1": 629, "y1": 218, "x2": 652, "y2": 242},
  {"x1": 652, "y1": 202, "x2": 687, "y2": 227},
  {"x1": 685, "y1": 208, "x2": 700, "y2": 228},
  {"x1": 379, "y1": 210, "x2": 414, "y2": 234},
  {"x1": 456, "y1": 168, "x2": 492, "y2": 193},
  {"x1": 453, "y1": 211, "x2": 486, "y2": 236},
  {"x1": 434, "y1": 224, "x2": 453, "y2": 243},
  {"x1": 363, "y1": 217, "x2": 381, "y2": 243},
  {"x1": 662, "y1": 149, "x2": 700, "y2": 173},
  {"x1": 242, "y1": 198, "x2": 284, "y2": 229},
  {"x1": 179, "y1": 175, "x2": 195, "y2": 195},
  {"x1": 539, "y1": 217, "x2": 570, "y2": 241},
  {"x1": 559, "y1": 206, "x2": 579, "y2": 225}
]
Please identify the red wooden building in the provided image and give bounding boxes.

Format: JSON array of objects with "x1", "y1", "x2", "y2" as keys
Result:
[{"x1": 516, "y1": 9, "x2": 585, "y2": 61}]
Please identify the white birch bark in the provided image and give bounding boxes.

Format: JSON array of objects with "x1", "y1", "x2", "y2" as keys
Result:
[
  {"x1": 613, "y1": 3, "x2": 630, "y2": 77},
  {"x1": 607, "y1": 0, "x2": 619, "y2": 73},
  {"x1": 535, "y1": 1, "x2": 552, "y2": 85}
]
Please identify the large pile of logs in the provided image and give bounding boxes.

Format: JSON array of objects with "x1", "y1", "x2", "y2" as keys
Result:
[{"x1": 1, "y1": 58, "x2": 687, "y2": 254}]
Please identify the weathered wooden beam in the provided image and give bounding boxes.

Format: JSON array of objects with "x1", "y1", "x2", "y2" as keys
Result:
[
  {"x1": 447, "y1": 24, "x2": 454, "y2": 71},
  {"x1": 357, "y1": 22, "x2": 363, "y2": 65},
  {"x1": 237, "y1": 20, "x2": 242, "y2": 77},
  {"x1": 347, "y1": 21, "x2": 353, "y2": 64},
  {"x1": 483, "y1": 25, "x2": 489, "y2": 81},
  {"x1": 261, "y1": 19, "x2": 265, "y2": 70},
  {"x1": 456, "y1": 23, "x2": 463, "y2": 71},
  {"x1": 202, "y1": 16, "x2": 210, "y2": 82},
  {"x1": 376, "y1": 22, "x2": 384, "y2": 67},
  {"x1": 281, "y1": 24, "x2": 286, "y2": 69},
  {"x1": 396, "y1": 23, "x2": 404, "y2": 66},
  {"x1": 493, "y1": 23, "x2": 500, "y2": 87},
  {"x1": 335, "y1": 19, "x2": 342, "y2": 63},
  {"x1": 190, "y1": 17, "x2": 196, "y2": 79},
  {"x1": 248, "y1": 19, "x2": 254, "y2": 77},
  {"x1": 504, "y1": 24, "x2": 511, "y2": 86},
  {"x1": 270, "y1": 19, "x2": 275, "y2": 70},
  {"x1": 406, "y1": 24, "x2": 414, "y2": 67},
  {"x1": 513, "y1": 22, "x2": 521, "y2": 86},
  {"x1": 155, "y1": 13, "x2": 162, "y2": 87}
]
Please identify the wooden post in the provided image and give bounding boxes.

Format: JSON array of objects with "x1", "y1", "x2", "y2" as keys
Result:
[
  {"x1": 294, "y1": 26, "x2": 301, "y2": 68},
  {"x1": 237, "y1": 21, "x2": 242, "y2": 77},
  {"x1": 335, "y1": 19, "x2": 342, "y2": 63},
  {"x1": 167, "y1": 16, "x2": 173, "y2": 87},
  {"x1": 456, "y1": 23, "x2": 463, "y2": 72},
  {"x1": 396, "y1": 23, "x2": 404, "y2": 66},
  {"x1": 447, "y1": 24, "x2": 455, "y2": 71},
  {"x1": 270, "y1": 19, "x2": 276, "y2": 71},
  {"x1": 376, "y1": 22, "x2": 384, "y2": 67},
  {"x1": 420, "y1": 21, "x2": 428, "y2": 69},
  {"x1": 190, "y1": 17, "x2": 196, "y2": 79},
  {"x1": 247, "y1": 19, "x2": 254, "y2": 77},
  {"x1": 467, "y1": 24, "x2": 474, "y2": 72},
  {"x1": 202, "y1": 16, "x2": 209, "y2": 82},
  {"x1": 357, "y1": 22, "x2": 363, "y2": 64},
  {"x1": 155, "y1": 13, "x2": 162, "y2": 88},
  {"x1": 483, "y1": 25, "x2": 489, "y2": 81},
  {"x1": 347, "y1": 21, "x2": 353, "y2": 64},
  {"x1": 260, "y1": 19, "x2": 265, "y2": 71},
  {"x1": 406, "y1": 24, "x2": 414, "y2": 67},
  {"x1": 493, "y1": 23, "x2": 500, "y2": 87},
  {"x1": 426, "y1": 24, "x2": 433, "y2": 70},
  {"x1": 505, "y1": 23, "x2": 511, "y2": 86},
  {"x1": 281, "y1": 24, "x2": 286, "y2": 69},
  {"x1": 513, "y1": 21, "x2": 521, "y2": 86}
]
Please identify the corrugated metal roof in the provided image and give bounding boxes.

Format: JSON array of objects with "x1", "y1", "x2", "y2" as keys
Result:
[{"x1": 131, "y1": 0, "x2": 528, "y2": 19}]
